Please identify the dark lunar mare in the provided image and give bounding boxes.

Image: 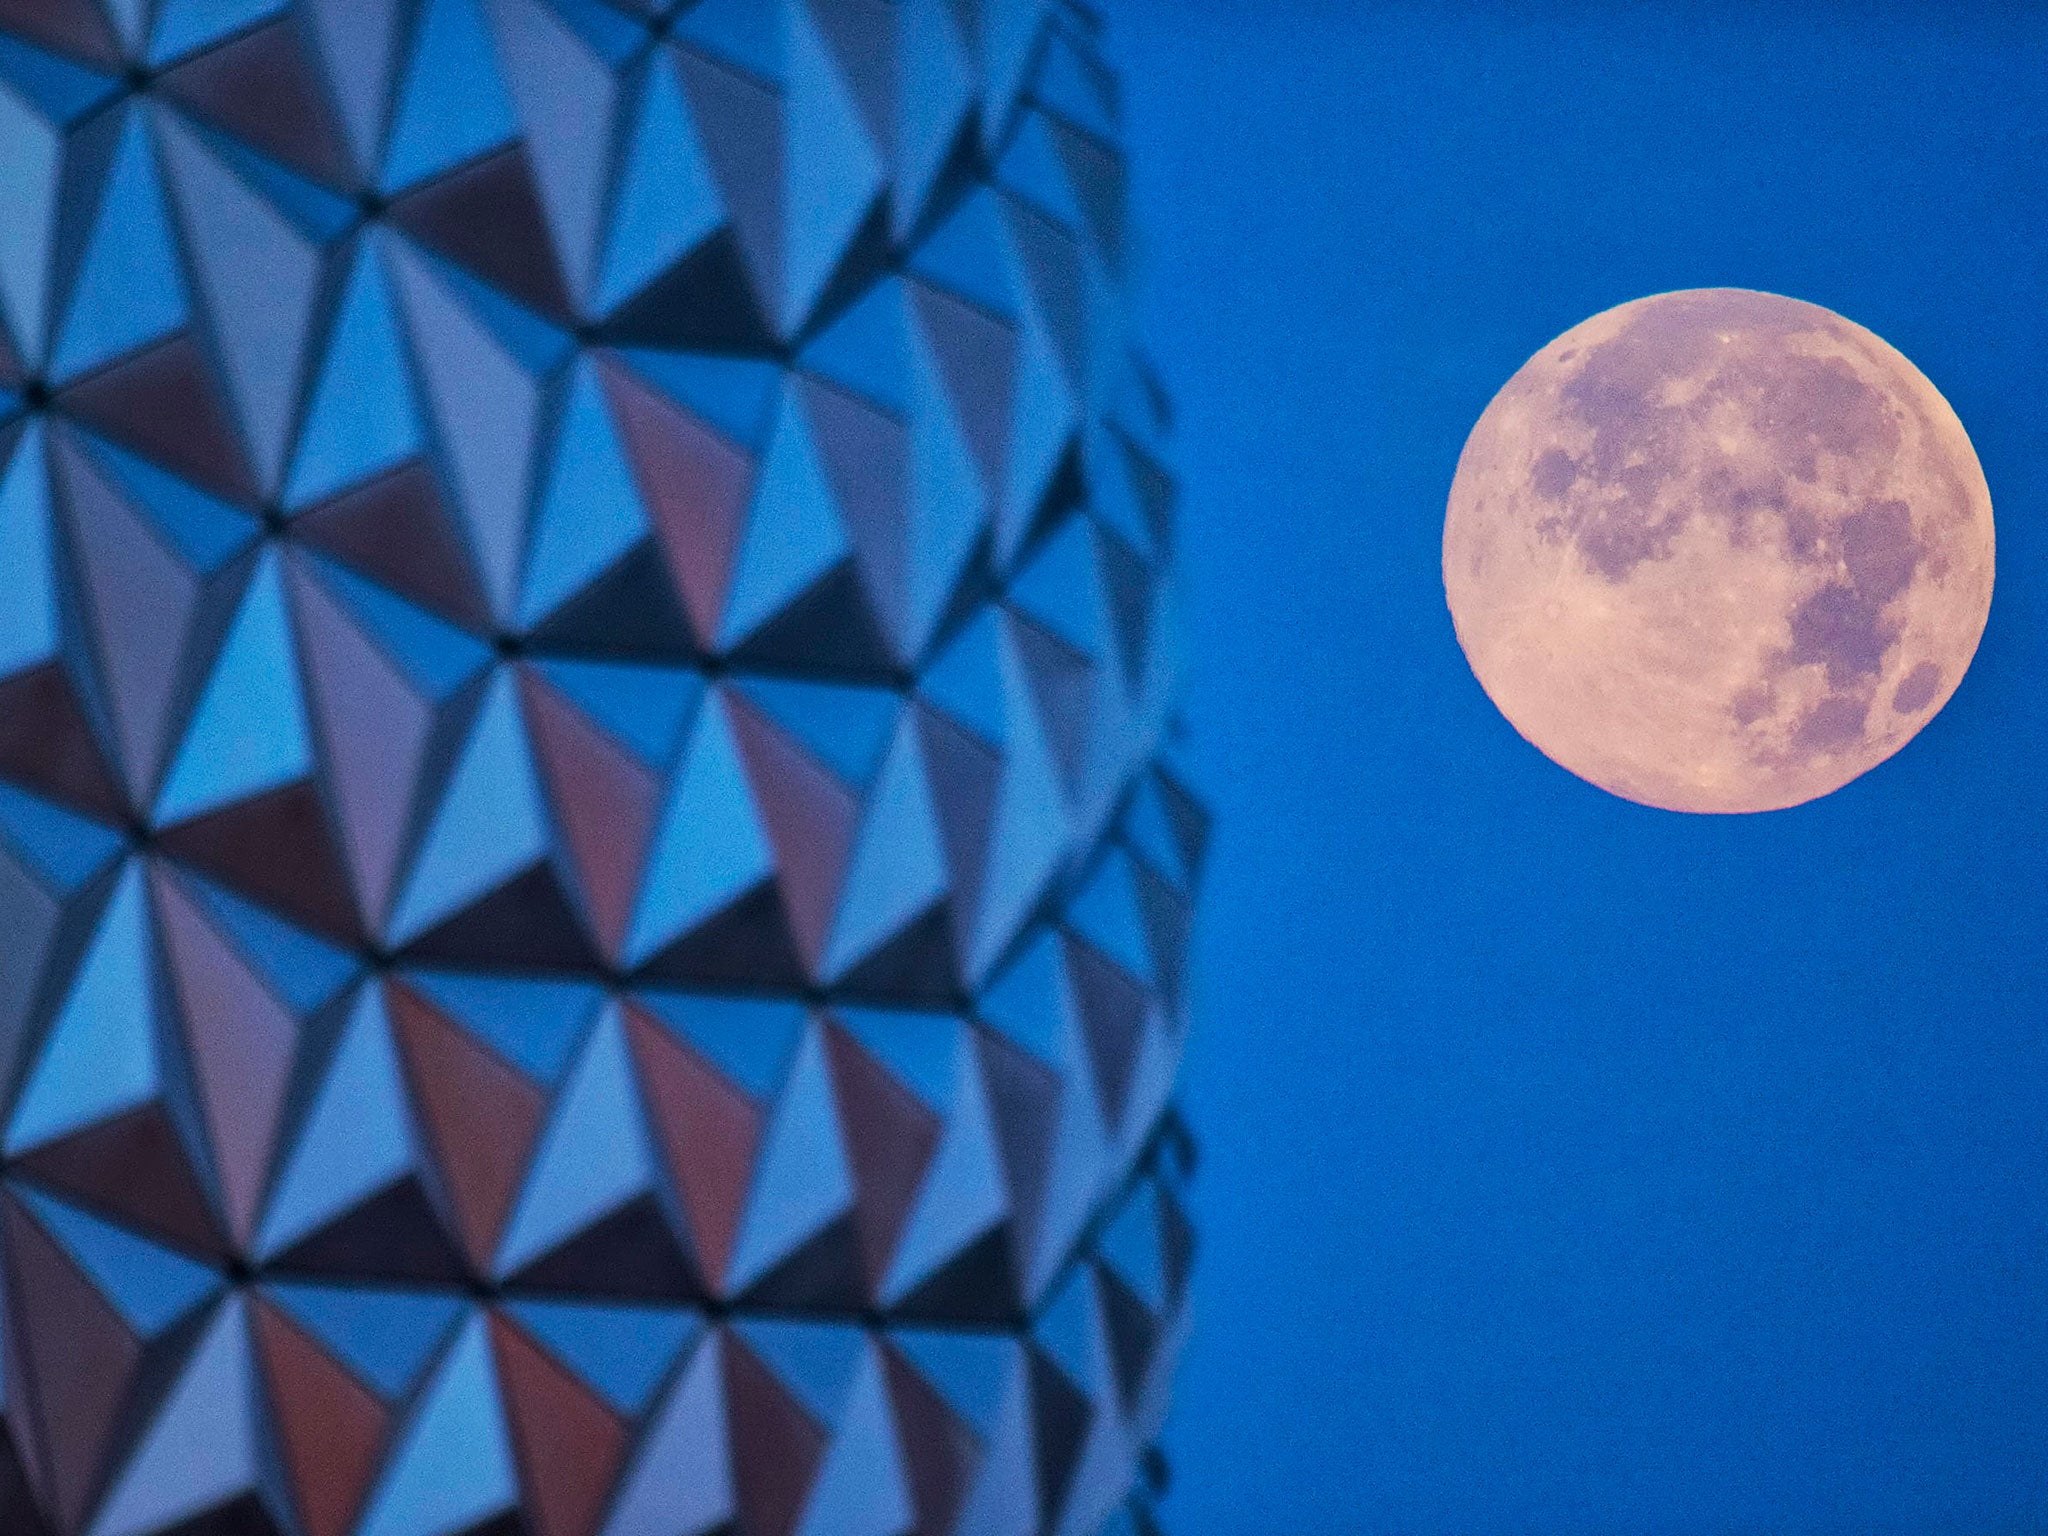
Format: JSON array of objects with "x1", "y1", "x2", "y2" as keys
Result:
[{"x1": 1533, "y1": 292, "x2": 1941, "y2": 753}]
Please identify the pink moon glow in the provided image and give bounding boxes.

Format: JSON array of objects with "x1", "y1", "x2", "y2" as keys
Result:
[{"x1": 1443, "y1": 288, "x2": 1995, "y2": 814}]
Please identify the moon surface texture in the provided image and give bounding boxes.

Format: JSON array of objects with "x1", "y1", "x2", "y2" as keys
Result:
[{"x1": 1443, "y1": 288, "x2": 1994, "y2": 813}]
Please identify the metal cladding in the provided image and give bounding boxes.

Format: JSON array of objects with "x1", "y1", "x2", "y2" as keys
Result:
[{"x1": 0, "y1": 2, "x2": 1202, "y2": 1535}]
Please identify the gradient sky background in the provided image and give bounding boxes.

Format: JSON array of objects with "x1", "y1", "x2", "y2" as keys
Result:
[{"x1": 1113, "y1": 4, "x2": 2048, "y2": 1532}]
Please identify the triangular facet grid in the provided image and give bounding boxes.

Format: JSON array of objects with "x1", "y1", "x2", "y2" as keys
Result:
[{"x1": 0, "y1": 1, "x2": 1202, "y2": 1532}]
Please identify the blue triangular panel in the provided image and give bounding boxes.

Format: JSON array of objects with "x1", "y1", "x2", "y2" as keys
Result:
[
  {"x1": 264, "y1": 1281, "x2": 465, "y2": 1400},
  {"x1": 518, "y1": 358, "x2": 648, "y2": 626},
  {"x1": 5, "y1": 864, "x2": 158, "y2": 1154},
  {"x1": 78, "y1": 434, "x2": 256, "y2": 572},
  {"x1": 303, "y1": 0, "x2": 406, "y2": 170},
  {"x1": 719, "y1": 389, "x2": 849, "y2": 647},
  {"x1": 674, "y1": 0, "x2": 782, "y2": 85},
  {"x1": 385, "y1": 242, "x2": 543, "y2": 623},
  {"x1": 181, "y1": 870, "x2": 360, "y2": 1015},
  {"x1": 889, "y1": 1328, "x2": 1014, "y2": 1437},
  {"x1": 285, "y1": 246, "x2": 424, "y2": 507},
  {"x1": 781, "y1": 3, "x2": 882, "y2": 329},
  {"x1": 485, "y1": 0, "x2": 615, "y2": 300},
  {"x1": 632, "y1": 991, "x2": 805, "y2": 1103},
  {"x1": 535, "y1": 659, "x2": 704, "y2": 769},
  {"x1": 832, "y1": 1008, "x2": 958, "y2": 1116},
  {"x1": 793, "y1": 1344, "x2": 912, "y2": 1536},
  {"x1": 733, "y1": 677, "x2": 896, "y2": 789},
  {"x1": 627, "y1": 694, "x2": 773, "y2": 966},
  {"x1": 1065, "y1": 848, "x2": 1154, "y2": 986},
  {"x1": 968, "y1": 624, "x2": 1069, "y2": 980},
  {"x1": 403, "y1": 970, "x2": 600, "y2": 1088},
  {"x1": 824, "y1": 719, "x2": 948, "y2": 979},
  {"x1": 903, "y1": 347, "x2": 989, "y2": 658},
  {"x1": 256, "y1": 986, "x2": 415, "y2": 1257},
  {"x1": 149, "y1": 0, "x2": 288, "y2": 65},
  {"x1": 1032, "y1": 31, "x2": 1119, "y2": 143},
  {"x1": 999, "y1": 311, "x2": 1079, "y2": 564},
  {"x1": 0, "y1": 781, "x2": 122, "y2": 892},
  {"x1": 1028, "y1": 1264, "x2": 1098, "y2": 1390},
  {"x1": 381, "y1": 0, "x2": 518, "y2": 192},
  {"x1": 14, "y1": 1189, "x2": 219, "y2": 1335},
  {"x1": 614, "y1": 349, "x2": 779, "y2": 449},
  {"x1": 975, "y1": 930, "x2": 1068, "y2": 1067},
  {"x1": 0, "y1": 32, "x2": 117, "y2": 124},
  {"x1": 496, "y1": 1006, "x2": 660, "y2": 1277},
  {"x1": 726, "y1": 1022, "x2": 852, "y2": 1292},
  {"x1": 882, "y1": 1050, "x2": 1007, "y2": 1303},
  {"x1": 504, "y1": 1299, "x2": 700, "y2": 1416},
  {"x1": 733, "y1": 1316, "x2": 862, "y2": 1425},
  {"x1": 994, "y1": 110, "x2": 1083, "y2": 231},
  {"x1": 893, "y1": 0, "x2": 973, "y2": 236},
  {"x1": 52, "y1": 113, "x2": 188, "y2": 380},
  {"x1": 594, "y1": 52, "x2": 725, "y2": 313},
  {"x1": 356, "y1": 1312, "x2": 519, "y2": 1536},
  {"x1": 1097, "y1": 1180, "x2": 1164, "y2": 1311},
  {"x1": 389, "y1": 669, "x2": 551, "y2": 945},
  {"x1": 920, "y1": 611, "x2": 1006, "y2": 747},
  {"x1": 601, "y1": 1335, "x2": 733, "y2": 1536},
  {"x1": 304, "y1": 554, "x2": 491, "y2": 699},
  {"x1": 0, "y1": 79, "x2": 61, "y2": 367},
  {"x1": 156, "y1": 552, "x2": 315, "y2": 824},
  {"x1": 906, "y1": 189, "x2": 1015, "y2": 321},
  {"x1": 980, "y1": 0, "x2": 1048, "y2": 132},
  {"x1": 798, "y1": 278, "x2": 909, "y2": 416},
  {"x1": 1008, "y1": 518, "x2": 1105, "y2": 660},
  {"x1": 0, "y1": 424, "x2": 56, "y2": 678},
  {"x1": 90, "y1": 1296, "x2": 259, "y2": 1536},
  {"x1": 154, "y1": 115, "x2": 322, "y2": 492}
]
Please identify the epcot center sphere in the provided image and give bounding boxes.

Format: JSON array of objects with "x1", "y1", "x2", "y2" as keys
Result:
[{"x1": 0, "y1": 4, "x2": 1203, "y2": 1536}]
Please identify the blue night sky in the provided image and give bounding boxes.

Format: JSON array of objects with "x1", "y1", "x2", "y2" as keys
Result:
[{"x1": 1116, "y1": 4, "x2": 2048, "y2": 1532}]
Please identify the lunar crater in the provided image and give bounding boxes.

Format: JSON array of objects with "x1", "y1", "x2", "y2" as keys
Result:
[{"x1": 1444, "y1": 288, "x2": 1994, "y2": 813}]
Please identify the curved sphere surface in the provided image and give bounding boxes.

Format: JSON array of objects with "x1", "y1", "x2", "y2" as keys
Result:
[
  {"x1": 1444, "y1": 288, "x2": 1994, "y2": 813},
  {"x1": 0, "y1": 5, "x2": 1201, "y2": 1535}
]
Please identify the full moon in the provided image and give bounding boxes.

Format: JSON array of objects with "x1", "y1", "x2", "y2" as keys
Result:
[{"x1": 1443, "y1": 288, "x2": 1994, "y2": 813}]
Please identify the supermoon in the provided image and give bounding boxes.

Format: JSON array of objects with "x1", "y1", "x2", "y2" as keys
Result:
[{"x1": 1443, "y1": 288, "x2": 1994, "y2": 814}]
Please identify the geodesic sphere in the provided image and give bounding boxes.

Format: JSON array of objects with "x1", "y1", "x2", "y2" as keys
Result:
[{"x1": 0, "y1": 2, "x2": 1201, "y2": 1534}]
